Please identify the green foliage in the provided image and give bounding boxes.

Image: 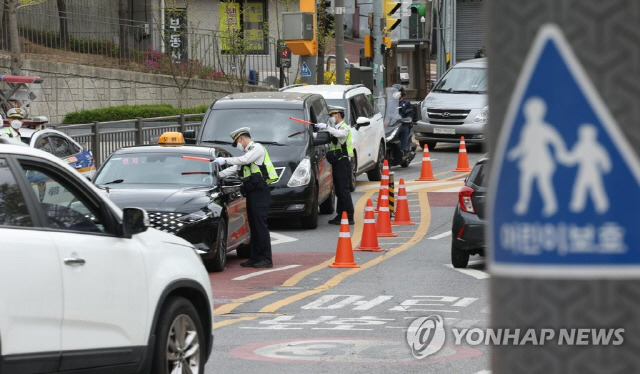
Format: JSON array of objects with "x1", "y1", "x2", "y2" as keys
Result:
[{"x1": 62, "y1": 104, "x2": 209, "y2": 124}]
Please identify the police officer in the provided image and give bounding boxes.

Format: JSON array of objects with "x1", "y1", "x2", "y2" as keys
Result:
[
  {"x1": 1, "y1": 108, "x2": 26, "y2": 145},
  {"x1": 216, "y1": 127, "x2": 278, "y2": 268},
  {"x1": 315, "y1": 107, "x2": 355, "y2": 225}
]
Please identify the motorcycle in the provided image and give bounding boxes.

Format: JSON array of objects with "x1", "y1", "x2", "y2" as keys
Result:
[{"x1": 383, "y1": 86, "x2": 417, "y2": 168}]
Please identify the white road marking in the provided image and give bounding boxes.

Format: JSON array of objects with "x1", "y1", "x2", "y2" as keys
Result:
[
  {"x1": 232, "y1": 264, "x2": 301, "y2": 281},
  {"x1": 428, "y1": 231, "x2": 452, "y2": 240},
  {"x1": 445, "y1": 264, "x2": 490, "y2": 279},
  {"x1": 270, "y1": 232, "x2": 298, "y2": 245},
  {"x1": 474, "y1": 371, "x2": 492, "y2": 374}
]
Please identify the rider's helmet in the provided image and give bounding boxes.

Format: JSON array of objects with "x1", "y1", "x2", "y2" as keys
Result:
[
  {"x1": 392, "y1": 84, "x2": 405, "y2": 98},
  {"x1": 7, "y1": 108, "x2": 25, "y2": 120}
]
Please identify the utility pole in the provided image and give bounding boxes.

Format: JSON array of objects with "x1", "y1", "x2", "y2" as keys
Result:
[
  {"x1": 334, "y1": 0, "x2": 345, "y2": 84},
  {"x1": 489, "y1": 1, "x2": 640, "y2": 373},
  {"x1": 371, "y1": 0, "x2": 384, "y2": 113}
]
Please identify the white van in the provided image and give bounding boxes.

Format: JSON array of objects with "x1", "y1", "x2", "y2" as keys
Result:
[{"x1": 414, "y1": 58, "x2": 488, "y2": 150}]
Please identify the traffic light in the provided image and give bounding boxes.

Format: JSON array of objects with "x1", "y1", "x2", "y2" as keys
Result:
[{"x1": 383, "y1": 0, "x2": 401, "y2": 33}]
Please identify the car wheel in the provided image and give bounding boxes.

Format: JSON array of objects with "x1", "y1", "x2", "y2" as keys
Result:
[
  {"x1": 236, "y1": 244, "x2": 251, "y2": 259},
  {"x1": 319, "y1": 188, "x2": 335, "y2": 215},
  {"x1": 151, "y1": 296, "x2": 206, "y2": 374},
  {"x1": 366, "y1": 142, "x2": 384, "y2": 181},
  {"x1": 206, "y1": 219, "x2": 227, "y2": 272},
  {"x1": 300, "y1": 186, "x2": 319, "y2": 229},
  {"x1": 421, "y1": 141, "x2": 437, "y2": 151},
  {"x1": 349, "y1": 155, "x2": 357, "y2": 192},
  {"x1": 451, "y1": 242, "x2": 470, "y2": 268}
]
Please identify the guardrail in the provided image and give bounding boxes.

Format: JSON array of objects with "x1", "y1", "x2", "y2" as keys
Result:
[{"x1": 53, "y1": 113, "x2": 205, "y2": 166}]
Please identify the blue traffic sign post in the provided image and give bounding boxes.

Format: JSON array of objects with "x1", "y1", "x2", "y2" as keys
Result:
[
  {"x1": 301, "y1": 61, "x2": 311, "y2": 77},
  {"x1": 490, "y1": 25, "x2": 640, "y2": 278},
  {"x1": 488, "y1": 3, "x2": 640, "y2": 373}
]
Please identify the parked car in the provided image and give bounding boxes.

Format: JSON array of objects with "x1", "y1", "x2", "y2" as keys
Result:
[
  {"x1": 93, "y1": 132, "x2": 251, "y2": 272},
  {"x1": 186, "y1": 92, "x2": 335, "y2": 229},
  {"x1": 280, "y1": 84, "x2": 386, "y2": 189},
  {"x1": 414, "y1": 57, "x2": 488, "y2": 150},
  {"x1": 0, "y1": 143, "x2": 213, "y2": 373},
  {"x1": 19, "y1": 127, "x2": 97, "y2": 179},
  {"x1": 451, "y1": 156, "x2": 488, "y2": 268}
]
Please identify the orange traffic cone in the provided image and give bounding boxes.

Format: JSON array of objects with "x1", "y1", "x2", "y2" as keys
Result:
[
  {"x1": 453, "y1": 136, "x2": 471, "y2": 172},
  {"x1": 393, "y1": 178, "x2": 415, "y2": 225},
  {"x1": 329, "y1": 211, "x2": 360, "y2": 268},
  {"x1": 356, "y1": 199, "x2": 383, "y2": 252},
  {"x1": 416, "y1": 145, "x2": 437, "y2": 181},
  {"x1": 376, "y1": 188, "x2": 397, "y2": 237},
  {"x1": 376, "y1": 159, "x2": 390, "y2": 212}
]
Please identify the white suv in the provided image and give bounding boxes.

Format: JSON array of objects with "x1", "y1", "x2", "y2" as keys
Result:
[
  {"x1": 0, "y1": 142, "x2": 213, "y2": 373},
  {"x1": 280, "y1": 84, "x2": 386, "y2": 189}
]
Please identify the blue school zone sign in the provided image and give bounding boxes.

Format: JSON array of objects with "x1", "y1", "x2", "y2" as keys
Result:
[{"x1": 489, "y1": 24, "x2": 640, "y2": 278}]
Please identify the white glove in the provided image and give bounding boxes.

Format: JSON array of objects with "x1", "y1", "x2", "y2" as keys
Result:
[
  {"x1": 214, "y1": 158, "x2": 227, "y2": 166},
  {"x1": 315, "y1": 122, "x2": 328, "y2": 130}
]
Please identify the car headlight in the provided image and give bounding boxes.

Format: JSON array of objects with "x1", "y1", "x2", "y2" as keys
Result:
[
  {"x1": 386, "y1": 127, "x2": 399, "y2": 142},
  {"x1": 473, "y1": 105, "x2": 489, "y2": 123},
  {"x1": 177, "y1": 210, "x2": 209, "y2": 223},
  {"x1": 287, "y1": 158, "x2": 311, "y2": 187}
]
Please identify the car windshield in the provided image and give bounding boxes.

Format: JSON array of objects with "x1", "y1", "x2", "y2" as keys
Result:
[
  {"x1": 200, "y1": 109, "x2": 308, "y2": 145},
  {"x1": 94, "y1": 152, "x2": 217, "y2": 186},
  {"x1": 433, "y1": 67, "x2": 487, "y2": 93}
]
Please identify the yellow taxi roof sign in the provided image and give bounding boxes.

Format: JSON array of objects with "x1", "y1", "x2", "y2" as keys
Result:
[{"x1": 158, "y1": 132, "x2": 185, "y2": 146}]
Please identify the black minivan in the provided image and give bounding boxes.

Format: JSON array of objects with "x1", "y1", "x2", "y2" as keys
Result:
[{"x1": 186, "y1": 92, "x2": 334, "y2": 229}]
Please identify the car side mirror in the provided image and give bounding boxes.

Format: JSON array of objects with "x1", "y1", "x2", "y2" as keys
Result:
[
  {"x1": 221, "y1": 176, "x2": 243, "y2": 194},
  {"x1": 356, "y1": 116, "x2": 370, "y2": 127},
  {"x1": 183, "y1": 130, "x2": 197, "y2": 144},
  {"x1": 122, "y1": 207, "x2": 149, "y2": 238},
  {"x1": 313, "y1": 131, "x2": 331, "y2": 146}
]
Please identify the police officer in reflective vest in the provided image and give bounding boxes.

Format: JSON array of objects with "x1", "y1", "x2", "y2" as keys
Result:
[
  {"x1": 315, "y1": 106, "x2": 355, "y2": 225},
  {"x1": 1, "y1": 108, "x2": 25, "y2": 145},
  {"x1": 216, "y1": 127, "x2": 278, "y2": 268}
]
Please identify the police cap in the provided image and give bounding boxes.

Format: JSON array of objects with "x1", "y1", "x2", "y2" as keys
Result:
[
  {"x1": 230, "y1": 127, "x2": 251, "y2": 146},
  {"x1": 328, "y1": 106, "x2": 346, "y2": 116}
]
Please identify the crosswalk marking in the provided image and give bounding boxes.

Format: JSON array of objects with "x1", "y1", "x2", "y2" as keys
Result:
[
  {"x1": 232, "y1": 265, "x2": 301, "y2": 281},
  {"x1": 428, "y1": 231, "x2": 451, "y2": 240},
  {"x1": 445, "y1": 263, "x2": 490, "y2": 279}
]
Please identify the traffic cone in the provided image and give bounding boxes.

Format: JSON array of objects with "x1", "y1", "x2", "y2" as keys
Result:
[
  {"x1": 355, "y1": 199, "x2": 383, "y2": 252},
  {"x1": 393, "y1": 178, "x2": 415, "y2": 225},
  {"x1": 416, "y1": 145, "x2": 437, "y2": 181},
  {"x1": 453, "y1": 136, "x2": 471, "y2": 172},
  {"x1": 375, "y1": 159, "x2": 390, "y2": 212},
  {"x1": 376, "y1": 188, "x2": 397, "y2": 237},
  {"x1": 329, "y1": 211, "x2": 360, "y2": 268}
]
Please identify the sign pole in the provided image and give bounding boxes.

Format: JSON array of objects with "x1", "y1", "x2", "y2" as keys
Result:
[{"x1": 488, "y1": 1, "x2": 640, "y2": 373}]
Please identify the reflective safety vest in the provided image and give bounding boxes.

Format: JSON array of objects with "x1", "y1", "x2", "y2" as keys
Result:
[
  {"x1": 328, "y1": 121, "x2": 354, "y2": 160},
  {"x1": 241, "y1": 146, "x2": 278, "y2": 185}
]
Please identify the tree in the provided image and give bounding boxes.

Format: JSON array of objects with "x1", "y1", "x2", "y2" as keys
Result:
[
  {"x1": 150, "y1": 0, "x2": 214, "y2": 107},
  {"x1": 315, "y1": 0, "x2": 335, "y2": 84},
  {"x1": 117, "y1": 0, "x2": 130, "y2": 60},
  {"x1": 56, "y1": 0, "x2": 69, "y2": 49},
  {"x1": 3, "y1": 0, "x2": 47, "y2": 74},
  {"x1": 6, "y1": 0, "x2": 21, "y2": 74}
]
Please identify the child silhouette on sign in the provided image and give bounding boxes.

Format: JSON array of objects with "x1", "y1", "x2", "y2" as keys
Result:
[
  {"x1": 564, "y1": 124, "x2": 611, "y2": 214},
  {"x1": 508, "y1": 97, "x2": 569, "y2": 216}
]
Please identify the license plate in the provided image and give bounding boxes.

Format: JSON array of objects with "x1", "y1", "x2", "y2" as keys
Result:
[{"x1": 434, "y1": 127, "x2": 455, "y2": 134}]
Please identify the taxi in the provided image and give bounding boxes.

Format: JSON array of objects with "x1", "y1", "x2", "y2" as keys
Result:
[{"x1": 92, "y1": 132, "x2": 251, "y2": 272}]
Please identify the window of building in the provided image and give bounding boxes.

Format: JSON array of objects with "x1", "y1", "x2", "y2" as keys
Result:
[{"x1": 220, "y1": 0, "x2": 268, "y2": 55}]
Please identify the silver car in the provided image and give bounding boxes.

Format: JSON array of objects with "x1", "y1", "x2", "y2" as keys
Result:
[{"x1": 414, "y1": 58, "x2": 488, "y2": 150}]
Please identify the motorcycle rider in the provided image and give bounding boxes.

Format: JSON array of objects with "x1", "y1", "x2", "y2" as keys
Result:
[{"x1": 393, "y1": 84, "x2": 413, "y2": 156}]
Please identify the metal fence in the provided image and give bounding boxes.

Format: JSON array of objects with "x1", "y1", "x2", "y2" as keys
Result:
[
  {"x1": 54, "y1": 113, "x2": 205, "y2": 166},
  {"x1": 3, "y1": 6, "x2": 290, "y2": 88}
]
